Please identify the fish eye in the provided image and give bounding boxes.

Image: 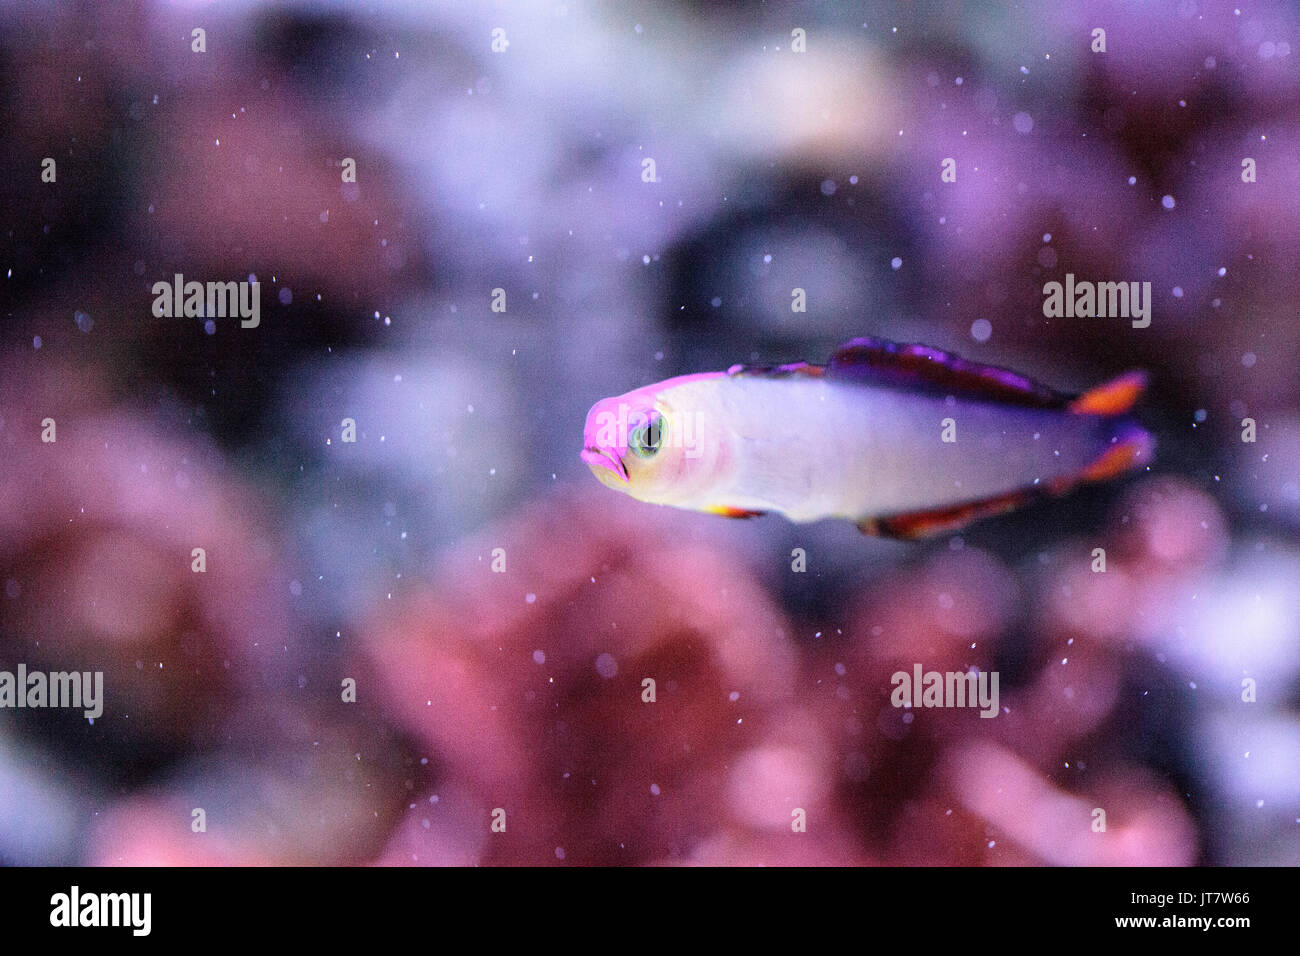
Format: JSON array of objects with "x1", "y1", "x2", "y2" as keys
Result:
[{"x1": 628, "y1": 412, "x2": 666, "y2": 458}]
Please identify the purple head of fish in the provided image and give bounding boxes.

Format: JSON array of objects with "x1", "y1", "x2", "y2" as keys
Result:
[{"x1": 581, "y1": 397, "x2": 630, "y2": 485}]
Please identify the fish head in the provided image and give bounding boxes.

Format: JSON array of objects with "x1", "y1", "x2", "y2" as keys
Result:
[{"x1": 581, "y1": 380, "x2": 722, "y2": 504}]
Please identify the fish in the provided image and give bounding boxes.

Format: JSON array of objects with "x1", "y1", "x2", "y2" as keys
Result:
[{"x1": 580, "y1": 336, "x2": 1154, "y2": 539}]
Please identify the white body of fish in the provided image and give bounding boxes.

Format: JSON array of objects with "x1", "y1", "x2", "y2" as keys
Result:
[{"x1": 653, "y1": 373, "x2": 1121, "y2": 523}]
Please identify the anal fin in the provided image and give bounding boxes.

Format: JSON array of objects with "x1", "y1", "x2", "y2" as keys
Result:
[
  {"x1": 857, "y1": 489, "x2": 1035, "y2": 540},
  {"x1": 859, "y1": 427, "x2": 1154, "y2": 540}
]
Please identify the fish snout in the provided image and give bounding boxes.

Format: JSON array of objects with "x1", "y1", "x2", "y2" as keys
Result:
[
  {"x1": 581, "y1": 446, "x2": 629, "y2": 487},
  {"x1": 581, "y1": 399, "x2": 633, "y2": 487}
]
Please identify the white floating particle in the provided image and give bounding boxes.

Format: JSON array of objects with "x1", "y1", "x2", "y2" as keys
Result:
[{"x1": 595, "y1": 653, "x2": 618, "y2": 678}]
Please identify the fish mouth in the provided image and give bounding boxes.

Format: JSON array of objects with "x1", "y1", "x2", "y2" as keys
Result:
[{"x1": 581, "y1": 447, "x2": 628, "y2": 484}]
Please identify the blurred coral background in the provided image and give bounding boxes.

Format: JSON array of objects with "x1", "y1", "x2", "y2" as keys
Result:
[{"x1": 1, "y1": 0, "x2": 1297, "y2": 866}]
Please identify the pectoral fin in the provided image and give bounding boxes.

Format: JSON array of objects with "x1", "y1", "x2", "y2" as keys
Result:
[{"x1": 706, "y1": 505, "x2": 766, "y2": 519}]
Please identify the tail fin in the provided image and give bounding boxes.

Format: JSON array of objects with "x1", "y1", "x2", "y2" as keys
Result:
[
  {"x1": 1068, "y1": 370, "x2": 1148, "y2": 416},
  {"x1": 1079, "y1": 424, "x2": 1156, "y2": 483}
]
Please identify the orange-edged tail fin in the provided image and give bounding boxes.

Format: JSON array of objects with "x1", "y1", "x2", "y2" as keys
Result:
[
  {"x1": 1079, "y1": 426, "x2": 1155, "y2": 483},
  {"x1": 1068, "y1": 370, "x2": 1148, "y2": 416}
]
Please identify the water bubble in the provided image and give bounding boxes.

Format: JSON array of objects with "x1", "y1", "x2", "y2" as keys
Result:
[
  {"x1": 595, "y1": 653, "x2": 618, "y2": 678},
  {"x1": 970, "y1": 318, "x2": 992, "y2": 342},
  {"x1": 74, "y1": 310, "x2": 93, "y2": 332}
]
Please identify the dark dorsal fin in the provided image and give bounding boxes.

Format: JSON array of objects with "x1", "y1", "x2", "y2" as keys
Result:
[
  {"x1": 825, "y1": 337, "x2": 1069, "y2": 409},
  {"x1": 726, "y1": 360, "x2": 823, "y2": 380}
]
